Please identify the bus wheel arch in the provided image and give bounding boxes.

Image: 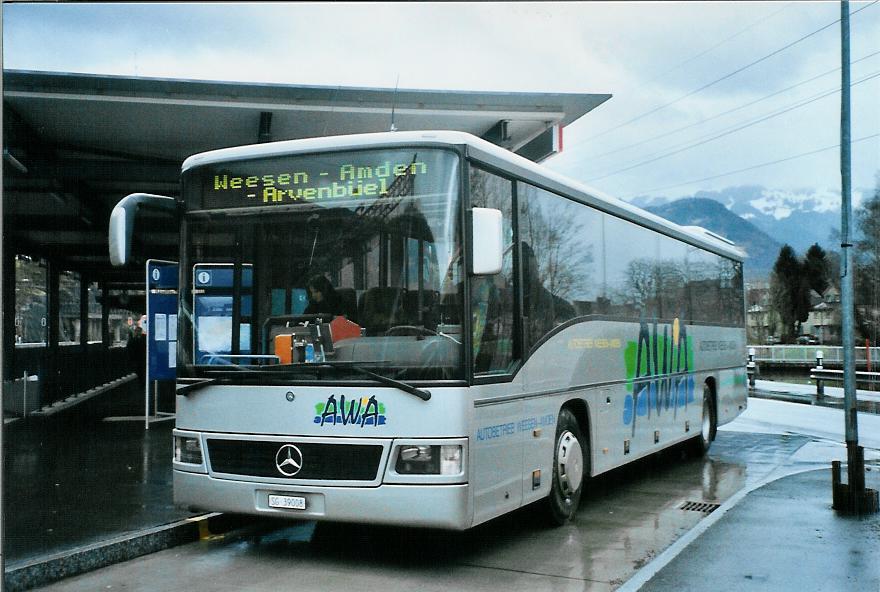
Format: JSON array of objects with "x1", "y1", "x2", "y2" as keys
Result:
[
  {"x1": 544, "y1": 401, "x2": 590, "y2": 526},
  {"x1": 562, "y1": 398, "x2": 590, "y2": 444},
  {"x1": 691, "y1": 378, "x2": 717, "y2": 456}
]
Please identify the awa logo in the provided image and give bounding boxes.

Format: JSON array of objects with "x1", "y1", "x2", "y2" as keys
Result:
[
  {"x1": 623, "y1": 317, "x2": 695, "y2": 435},
  {"x1": 314, "y1": 394, "x2": 387, "y2": 427}
]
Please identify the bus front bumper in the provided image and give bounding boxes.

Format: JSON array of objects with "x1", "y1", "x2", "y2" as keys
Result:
[{"x1": 174, "y1": 470, "x2": 472, "y2": 530}]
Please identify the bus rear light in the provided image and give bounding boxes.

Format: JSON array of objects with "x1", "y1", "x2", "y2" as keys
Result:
[
  {"x1": 395, "y1": 444, "x2": 462, "y2": 475},
  {"x1": 174, "y1": 435, "x2": 203, "y2": 464}
]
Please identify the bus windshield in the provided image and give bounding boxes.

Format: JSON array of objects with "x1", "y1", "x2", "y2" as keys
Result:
[{"x1": 179, "y1": 148, "x2": 463, "y2": 382}]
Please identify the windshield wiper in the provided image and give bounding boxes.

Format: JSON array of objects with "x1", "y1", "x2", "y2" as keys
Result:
[
  {"x1": 313, "y1": 362, "x2": 432, "y2": 401},
  {"x1": 176, "y1": 365, "x2": 312, "y2": 395},
  {"x1": 176, "y1": 377, "x2": 217, "y2": 395},
  {"x1": 182, "y1": 362, "x2": 432, "y2": 401}
]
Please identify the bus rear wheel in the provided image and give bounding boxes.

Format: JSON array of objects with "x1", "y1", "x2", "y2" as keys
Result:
[
  {"x1": 690, "y1": 383, "x2": 717, "y2": 456},
  {"x1": 544, "y1": 408, "x2": 587, "y2": 526}
]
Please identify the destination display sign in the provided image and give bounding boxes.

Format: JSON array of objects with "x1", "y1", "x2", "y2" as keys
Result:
[{"x1": 193, "y1": 149, "x2": 441, "y2": 211}]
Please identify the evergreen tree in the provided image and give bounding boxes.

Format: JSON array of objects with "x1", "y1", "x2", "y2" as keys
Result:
[
  {"x1": 770, "y1": 244, "x2": 811, "y2": 342},
  {"x1": 803, "y1": 243, "x2": 830, "y2": 296}
]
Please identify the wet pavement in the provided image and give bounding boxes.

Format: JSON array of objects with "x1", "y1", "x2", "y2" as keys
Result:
[
  {"x1": 3, "y1": 380, "x2": 194, "y2": 566},
  {"x1": 27, "y1": 431, "x2": 782, "y2": 592},
  {"x1": 6, "y1": 382, "x2": 880, "y2": 590},
  {"x1": 638, "y1": 468, "x2": 880, "y2": 592}
]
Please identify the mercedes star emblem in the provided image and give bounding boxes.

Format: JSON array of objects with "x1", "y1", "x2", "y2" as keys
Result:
[{"x1": 275, "y1": 444, "x2": 304, "y2": 477}]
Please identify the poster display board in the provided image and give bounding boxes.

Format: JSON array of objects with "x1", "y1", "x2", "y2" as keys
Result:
[{"x1": 146, "y1": 260, "x2": 178, "y2": 429}]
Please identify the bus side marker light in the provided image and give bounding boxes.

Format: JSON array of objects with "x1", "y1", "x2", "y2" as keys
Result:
[
  {"x1": 532, "y1": 470, "x2": 541, "y2": 490},
  {"x1": 654, "y1": 430, "x2": 660, "y2": 444},
  {"x1": 624, "y1": 440, "x2": 631, "y2": 455},
  {"x1": 532, "y1": 428, "x2": 542, "y2": 438},
  {"x1": 685, "y1": 420, "x2": 691, "y2": 432},
  {"x1": 602, "y1": 448, "x2": 609, "y2": 455}
]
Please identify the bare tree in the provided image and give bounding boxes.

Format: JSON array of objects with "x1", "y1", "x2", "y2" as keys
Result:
[
  {"x1": 518, "y1": 194, "x2": 593, "y2": 303},
  {"x1": 855, "y1": 176, "x2": 880, "y2": 343}
]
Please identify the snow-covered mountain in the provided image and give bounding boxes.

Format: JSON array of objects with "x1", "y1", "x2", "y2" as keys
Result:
[
  {"x1": 632, "y1": 185, "x2": 850, "y2": 252},
  {"x1": 643, "y1": 198, "x2": 781, "y2": 280}
]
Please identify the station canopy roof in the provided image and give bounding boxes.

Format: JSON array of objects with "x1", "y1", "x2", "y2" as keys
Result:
[{"x1": 3, "y1": 69, "x2": 610, "y2": 286}]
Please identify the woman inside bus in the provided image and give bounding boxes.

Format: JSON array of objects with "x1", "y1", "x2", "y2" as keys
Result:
[{"x1": 304, "y1": 274, "x2": 344, "y2": 317}]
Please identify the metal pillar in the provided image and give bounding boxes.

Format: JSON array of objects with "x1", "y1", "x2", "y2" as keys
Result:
[
  {"x1": 101, "y1": 280, "x2": 110, "y2": 347},
  {"x1": 1, "y1": 42, "x2": 6, "y2": 588},
  {"x1": 1, "y1": 252, "x2": 12, "y2": 385},
  {"x1": 46, "y1": 261, "x2": 60, "y2": 403},
  {"x1": 258, "y1": 111, "x2": 273, "y2": 143},
  {"x1": 79, "y1": 275, "x2": 89, "y2": 347},
  {"x1": 835, "y1": 0, "x2": 878, "y2": 515}
]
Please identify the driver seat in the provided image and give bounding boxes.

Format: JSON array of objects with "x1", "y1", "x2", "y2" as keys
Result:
[{"x1": 360, "y1": 287, "x2": 404, "y2": 335}]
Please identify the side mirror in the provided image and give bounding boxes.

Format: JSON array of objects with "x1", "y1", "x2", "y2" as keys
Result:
[
  {"x1": 109, "y1": 193, "x2": 178, "y2": 266},
  {"x1": 471, "y1": 208, "x2": 503, "y2": 275}
]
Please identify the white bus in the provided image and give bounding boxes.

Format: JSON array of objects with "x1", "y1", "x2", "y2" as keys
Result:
[{"x1": 110, "y1": 131, "x2": 747, "y2": 529}]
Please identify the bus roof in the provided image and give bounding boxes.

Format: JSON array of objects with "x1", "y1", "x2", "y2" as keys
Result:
[{"x1": 182, "y1": 130, "x2": 745, "y2": 262}]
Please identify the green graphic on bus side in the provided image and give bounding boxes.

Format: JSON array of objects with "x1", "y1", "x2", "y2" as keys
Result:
[{"x1": 622, "y1": 318, "x2": 695, "y2": 431}]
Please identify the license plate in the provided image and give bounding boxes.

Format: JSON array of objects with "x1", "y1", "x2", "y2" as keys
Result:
[{"x1": 268, "y1": 494, "x2": 306, "y2": 510}]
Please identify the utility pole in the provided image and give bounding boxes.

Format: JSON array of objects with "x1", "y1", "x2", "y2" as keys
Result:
[
  {"x1": 0, "y1": 17, "x2": 6, "y2": 591},
  {"x1": 833, "y1": 0, "x2": 878, "y2": 515},
  {"x1": 0, "y1": 6, "x2": 6, "y2": 584}
]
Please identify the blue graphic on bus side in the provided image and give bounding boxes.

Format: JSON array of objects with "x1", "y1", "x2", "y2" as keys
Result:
[{"x1": 623, "y1": 317, "x2": 695, "y2": 434}]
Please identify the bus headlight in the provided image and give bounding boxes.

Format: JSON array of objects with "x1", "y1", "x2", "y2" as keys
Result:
[
  {"x1": 395, "y1": 444, "x2": 462, "y2": 475},
  {"x1": 174, "y1": 435, "x2": 203, "y2": 464}
]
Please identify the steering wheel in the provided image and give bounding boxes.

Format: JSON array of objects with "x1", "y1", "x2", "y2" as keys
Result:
[{"x1": 384, "y1": 325, "x2": 462, "y2": 345}]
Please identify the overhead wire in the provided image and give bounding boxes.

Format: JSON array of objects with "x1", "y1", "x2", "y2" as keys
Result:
[
  {"x1": 585, "y1": 69, "x2": 880, "y2": 182},
  {"x1": 621, "y1": 132, "x2": 880, "y2": 199},
  {"x1": 567, "y1": 0, "x2": 879, "y2": 149},
  {"x1": 639, "y1": 2, "x2": 794, "y2": 87},
  {"x1": 572, "y1": 49, "x2": 880, "y2": 165}
]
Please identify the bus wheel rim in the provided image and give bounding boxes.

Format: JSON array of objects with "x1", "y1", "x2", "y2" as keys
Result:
[{"x1": 557, "y1": 431, "x2": 583, "y2": 498}]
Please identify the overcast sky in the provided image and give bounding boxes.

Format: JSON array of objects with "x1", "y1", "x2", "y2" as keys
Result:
[{"x1": 4, "y1": 2, "x2": 880, "y2": 205}]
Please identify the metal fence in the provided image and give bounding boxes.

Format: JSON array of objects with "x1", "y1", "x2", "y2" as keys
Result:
[{"x1": 749, "y1": 345, "x2": 880, "y2": 365}]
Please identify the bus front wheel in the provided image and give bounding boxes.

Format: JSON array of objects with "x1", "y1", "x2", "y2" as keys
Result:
[{"x1": 544, "y1": 408, "x2": 587, "y2": 526}]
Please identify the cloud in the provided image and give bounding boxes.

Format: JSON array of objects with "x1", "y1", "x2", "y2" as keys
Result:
[{"x1": 4, "y1": 2, "x2": 879, "y2": 200}]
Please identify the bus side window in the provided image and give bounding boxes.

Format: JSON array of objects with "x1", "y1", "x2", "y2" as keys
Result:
[{"x1": 517, "y1": 181, "x2": 601, "y2": 350}]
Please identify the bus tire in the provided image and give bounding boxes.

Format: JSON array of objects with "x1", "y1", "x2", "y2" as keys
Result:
[
  {"x1": 544, "y1": 408, "x2": 587, "y2": 526},
  {"x1": 690, "y1": 383, "x2": 717, "y2": 456}
]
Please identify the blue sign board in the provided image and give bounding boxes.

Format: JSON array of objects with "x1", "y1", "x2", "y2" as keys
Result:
[
  {"x1": 147, "y1": 260, "x2": 179, "y2": 381},
  {"x1": 193, "y1": 264, "x2": 253, "y2": 365}
]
